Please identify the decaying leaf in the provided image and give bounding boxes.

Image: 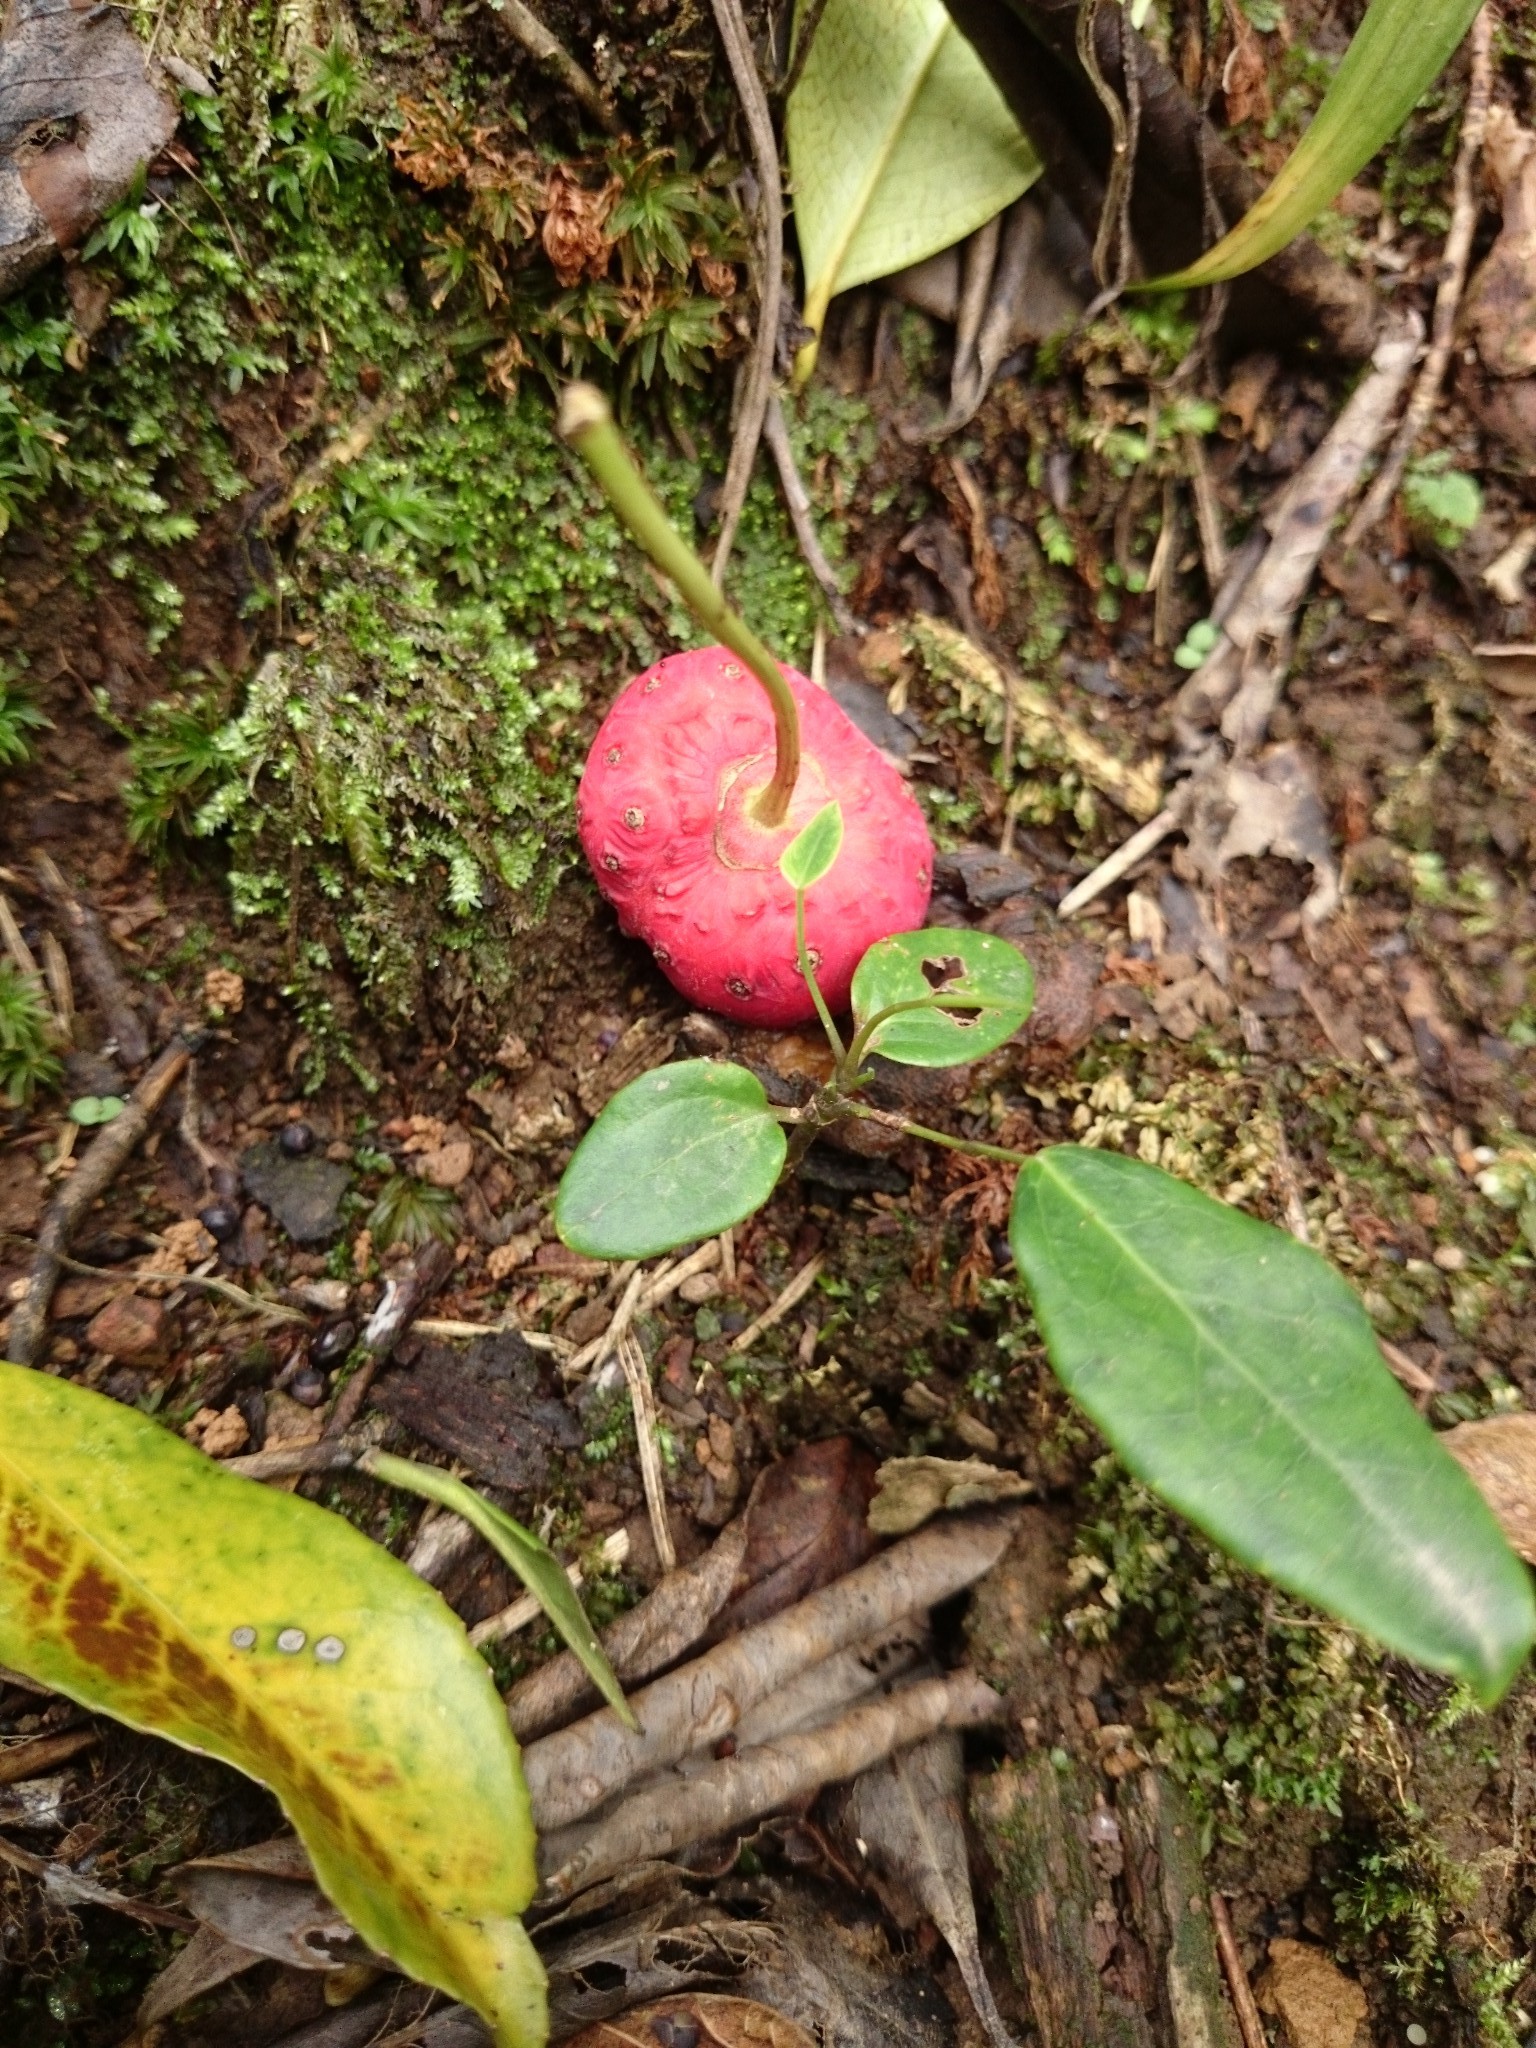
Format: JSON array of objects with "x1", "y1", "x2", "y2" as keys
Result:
[
  {"x1": 786, "y1": 0, "x2": 1040, "y2": 377},
  {"x1": 1185, "y1": 744, "x2": 1340, "y2": 936},
  {"x1": 170, "y1": 1836, "x2": 375, "y2": 1973},
  {"x1": 1443, "y1": 1412, "x2": 1536, "y2": 1564},
  {"x1": 836, "y1": 1729, "x2": 1017, "y2": 2048},
  {"x1": 0, "y1": 1363, "x2": 545, "y2": 2048},
  {"x1": 565, "y1": 1994, "x2": 816, "y2": 2048},
  {"x1": 868, "y1": 1456, "x2": 1033, "y2": 1535}
]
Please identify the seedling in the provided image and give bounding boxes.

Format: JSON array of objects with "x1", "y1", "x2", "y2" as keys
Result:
[
  {"x1": 561, "y1": 384, "x2": 933, "y2": 1025},
  {"x1": 557, "y1": 802, "x2": 1536, "y2": 1705}
]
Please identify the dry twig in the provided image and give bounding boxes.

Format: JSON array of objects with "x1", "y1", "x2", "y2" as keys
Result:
[
  {"x1": 32, "y1": 853, "x2": 149, "y2": 1066},
  {"x1": 616, "y1": 1330, "x2": 677, "y2": 1570},
  {"x1": 728, "y1": 1253, "x2": 825, "y2": 1355},
  {"x1": 5, "y1": 1037, "x2": 192, "y2": 1366},
  {"x1": 1209, "y1": 1890, "x2": 1267, "y2": 2048},
  {"x1": 470, "y1": 1529, "x2": 630, "y2": 1649},
  {"x1": 708, "y1": 0, "x2": 784, "y2": 582},
  {"x1": 483, "y1": 0, "x2": 618, "y2": 132},
  {"x1": 324, "y1": 1239, "x2": 455, "y2": 1438},
  {"x1": 762, "y1": 394, "x2": 860, "y2": 634},
  {"x1": 1343, "y1": 7, "x2": 1494, "y2": 548}
]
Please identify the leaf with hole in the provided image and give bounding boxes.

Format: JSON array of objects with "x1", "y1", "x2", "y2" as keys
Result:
[
  {"x1": 1009, "y1": 1147, "x2": 1536, "y2": 1701},
  {"x1": 851, "y1": 928, "x2": 1034, "y2": 1067},
  {"x1": 362, "y1": 1452, "x2": 636, "y2": 1728},
  {"x1": 786, "y1": 0, "x2": 1041, "y2": 379},
  {"x1": 779, "y1": 800, "x2": 844, "y2": 892},
  {"x1": 556, "y1": 1059, "x2": 787, "y2": 1260},
  {"x1": 1150, "y1": 0, "x2": 1482, "y2": 288},
  {"x1": 0, "y1": 1362, "x2": 545, "y2": 2045}
]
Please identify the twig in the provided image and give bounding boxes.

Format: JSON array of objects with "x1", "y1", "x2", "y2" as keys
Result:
[
  {"x1": 223, "y1": 1440, "x2": 360, "y2": 1481},
  {"x1": 565, "y1": 1241, "x2": 721, "y2": 1378},
  {"x1": 0, "y1": 1726, "x2": 98, "y2": 1785},
  {"x1": 728, "y1": 1253, "x2": 825, "y2": 1355},
  {"x1": 0, "y1": 1833, "x2": 194, "y2": 1931},
  {"x1": 1379, "y1": 1337, "x2": 1438, "y2": 1398},
  {"x1": 1056, "y1": 805, "x2": 1183, "y2": 919},
  {"x1": 469, "y1": 1529, "x2": 630, "y2": 1649},
  {"x1": 616, "y1": 1331, "x2": 676, "y2": 1570},
  {"x1": 1183, "y1": 432, "x2": 1229, "y2": 587},
  {"x1": 32, "y1": 854, "x2": 149, "y2": 1067},
  {"x1": 324, "y1": 1239, "x2": 455, "y2": 1439},
  {"x1": 1342, "y1": 7, "x2": 1494, "y2": 548},
  {"x1": 0, "y1": 892, "x2": 42, "y2": 982},
  {"x1": 482, "y1": 0, "x2": 618, "y2": 132},
  {"x1": 411, "y1": 1317, "x2": 572, "y2": 1359},
  {"x1": 55, "y1": 1254, "x2": 308, "y2": 1326},
  {"x1": 708, "y1": 0, "x2": 784, "y2": 583},
  {"x1": 717, "y1": 1227, "x2": 736, "y2": 1288},
  {"x1": 5, "y1": 1037, "x2": 191, "y2": 1366},
  {"x1": 780, "y1": 0, "x2": 830, "y2": 100},
  {"x1": 1209, "y1": 1891, "x2": 1267, "y2": 2048},
  {"x1": 762, "y1": 393, "x2": 861, "y2": 635}
]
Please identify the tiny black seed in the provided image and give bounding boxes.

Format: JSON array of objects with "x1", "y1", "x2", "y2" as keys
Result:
[
  {"x1": 290, "y1": 1369, "x2": 326, "y2": 1407},
  {"x1": 311, "y1": 1320, "x2": 356, "y2": 1367},
  {"x1": 280, "y1": 1122, "x2": 315, "y2": 1158},
  {"x1": 199, "y1": 1203, "x2": 240, "y2": 1242}
]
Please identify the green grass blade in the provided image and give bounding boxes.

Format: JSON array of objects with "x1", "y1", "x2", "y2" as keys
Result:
[
  {"x1": 363, "y1": 1452, "x2": 638, "y2": 1730},
  {"x1": 1151, "y1": 0, "x2": 1483, "y2": 289}
]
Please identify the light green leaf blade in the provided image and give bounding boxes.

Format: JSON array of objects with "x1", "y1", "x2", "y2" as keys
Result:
[
  {"x1": 0, "y1": 1363, "x2": 545, "y2": 2047},
  {"x1": 1009, "y1": 1148, "x2": 1535, "y2": 1701},
  {"x1": 851, "y1": 927, "x2": 1034, "y2": 1067},
  {"x1": 1152, "y1": 0, "x2": 1482, "y2": 288},
  {"x1": 556, "y1": 1059, "x2": 787, "y2": 1260},
  {"x1": 363, "y1": 1452, "x2": 637, "y2": 1730},
  {"x1": 787, "y1": 0, "x2": 1041, "y2": 372},
  {"x1": 780, "y1": 800, "x2": 844, "y2": 891}
]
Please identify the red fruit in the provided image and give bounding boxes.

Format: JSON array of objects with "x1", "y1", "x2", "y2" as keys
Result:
[{"x1": 578, "y1": 646, "x2": 934, "y2": 1027}]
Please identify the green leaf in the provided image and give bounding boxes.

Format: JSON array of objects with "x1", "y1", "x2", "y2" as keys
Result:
[
  {"x1": 779, "y1": 800, "x2": 844, "y2": 892},
  {"x1": 362, "y1": 1452, "x2": 637, "y2": 1730},
  {"x1": 787, "y1": 0, "x2": 1041, "y2": 376},
  {"x1": 1009, "y1": 1148, "x2": 1536, "y2": 1701},
  {"x1": 851, "y1": 928, "x2": 1034, "y2": 1067},
  {"x1": 69, "y1": 1095, "x2": 125, "y2": 1126},
  {"x1": 556, "y1": 1060, "x2": 787, "y2": 1260},
  {"x1": 1151, "y1": 0, "x2": 1482, "y2": 288},
  {"x1": 0, "y1": 1363, "x2": 545, "y2": 2046}
]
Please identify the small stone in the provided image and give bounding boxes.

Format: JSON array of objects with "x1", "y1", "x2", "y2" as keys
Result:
[
  {"x1": 901, "y1": 1381, "x2": 949, "y2": 1422},
  {"x1": 242, "y1": 1140, "x2": 350, "y2": 1245},
  {"x1": 84, "y1": 1294, "x2": 170, "y2": 1364},
  {"x1": 953, "y1": 1412, "x2": 1001, "y2": 1454},
  {"x1": 311, "y1": 1320, "x2": 356, "y2": 1367},
  {"x1": 199, "y1": 1406, "x2": 250, "y2": 1458},
  {"x1": 203, "y1": 967, "x2": 245, "y2": 1015},
  {"x1": 679, "y1": 1271, "x2": 721, "y2": 1305},
  {"x1": 1432, "y1": 1244, "x2": 1466, "y2": 1272},
  {"x1": 296, "y1": 1279, "x2": 350, "y2": 1314},
  {"x1": 290, "y1": 1369, "x2": 326, "y2": 1407},
  {"x1": 416, "y1": 1140, "x2": 474, "y2": 1189},
  {"x1": 280, "y1": 1121, "x2": 316, "y2": 1158},
  {"x1": 1406, "y1": 2028, "x2": 1427, "y2": 2047},
  {"x1": 487, "y1": 1232, "x2": 540, "y2": 1283},
  {"x1": 199, "y1": 1203, "x2": 240, "y2": 1242}
]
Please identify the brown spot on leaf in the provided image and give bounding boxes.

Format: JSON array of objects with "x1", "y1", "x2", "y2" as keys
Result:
[
  {"x1": 165, "y1": 1638, "x2": 238, "y2": 1717},
  {"x1": 64, "y1": 1563, "x2": 161, "y2": 1684}
]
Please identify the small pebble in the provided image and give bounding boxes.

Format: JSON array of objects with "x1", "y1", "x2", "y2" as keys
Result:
[
  {"x1": 1432, "y1": 1244, "x2": 1466, "y2": 1272},
  {"x1": 1406, "y1": 2027, "x2": 1427, "y2": 2047},
  {"x1": 199, "y1": 1203, "x2": 241, "y2": 1243},
  {"x1": 290, "y1": 1368, "x2": 326, "y2": 1407},
  {"x1": 310, "y1": 1319, "x2": 357, "y2": 1366},
  {"x1": 280, "y1": 1121, "x2": 315, "y2": 1158}
]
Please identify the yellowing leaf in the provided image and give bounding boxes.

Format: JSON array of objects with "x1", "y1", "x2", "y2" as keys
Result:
[
  {"x1": 787, "y1": 0, "x2": 1040, "y2": 379},
  {"x1": 1153, "y1": 0, "x2": 1482, "y2": 288},
  {"x1": 0, "y1": 1363, "x2": 545, "y2": 2048}
]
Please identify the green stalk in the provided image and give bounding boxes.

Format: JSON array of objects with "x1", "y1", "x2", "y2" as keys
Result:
[
  {"x1": 847, "y1": 1102, "x2": 1029, "y2": 1167},
  {"x1": 795, "y1": 887, "x2": 846, "y2": 1063},
  {"x1": 558, "y1": 382, "x2": 801, "y2": 827}
]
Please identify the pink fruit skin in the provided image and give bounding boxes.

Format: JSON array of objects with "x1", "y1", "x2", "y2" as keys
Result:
[{"x1": 577, "y1": 646, "x2": 934, "y2": 1027}]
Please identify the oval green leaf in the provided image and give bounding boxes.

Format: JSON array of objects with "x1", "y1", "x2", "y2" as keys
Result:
[
  {"x1": 363, "y1": 1451, "x2": 636, "y2": 1728},
  {"x1": 787, "y1": 0, "x2": 1041, "y2": 378},
  {"x1": 1009, "y1": 1147, "x2": 1535, "y2": 1702},
  {"x1": 1151, "y1": 0, "x2": 1482, "y2": 288},
  {"x1": 851, "y1": 928, "x2": 1034, "y2": 1067},
  {"x1": 556, "y1": 1059, "x2": 787, "y2": 1260},
  {"x1": 779, "y1": 800, "x2": 844, "y2": 892},
  {"x1": 0, "y1": 1361, "x2": 545, "y2": 2046}
]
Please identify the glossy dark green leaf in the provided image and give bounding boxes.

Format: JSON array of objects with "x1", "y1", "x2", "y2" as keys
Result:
[
  {"x1": 779, "y1": 800, "x2": 844, "y2": 891},
  {"x1": 363, "y1": 1452, "x2": 636, "y2": 1728},
  {"x1": 851, "y1": 928, "x2": 1034, "y2": 1067},
  {"x1": 0, "y1": 1363, "x2": 544, "y2": 2046},
  {"x1": 1010, "y1": 1147, "x2": 1535, "y2": 1701},
  {"x1": 556, "y1": 1060, "x2": 786, "y2": 1260}
]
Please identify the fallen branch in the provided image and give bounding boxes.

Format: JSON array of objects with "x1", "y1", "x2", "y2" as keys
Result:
[
  {"x1": 507, "y1": 1516, "x2": 750, "y2": 1740},
  {"x1": 33, "y1": 853, "x2": 149, "y2": 1067},
  {"x1": 0, "y1": 1726, "x2": 98, "y2": 1785},
  {"x1": 482, "y1": 0, "x2": 618, "y2": 133},
  {"x1": 522, "y1": 1507, "x2": 1020, "y2": 1832},
  {"x1": 617, "y1": 1331, "x2": 676, "y2": 1570},
  {"x1": 708, "y1": 0, "x2": 784, "y2": 583},
  {"x1": 537, "y1": 1669, "x2": 1003, "y2": 1899},
  {"x1": 1343, "y1": 7, "x2": 1494, "y2": 548},
  {"x1": 5, "y1": 1036, "x2": 192, "y2": 1367},
  {"x1": 763, "y1": 394, "x2": 860, "y2": 636}
]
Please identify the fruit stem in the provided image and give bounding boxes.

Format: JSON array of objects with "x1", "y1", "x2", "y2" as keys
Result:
[{"x1": 559, "y1": 382, "x2": 801, "y2": 826}]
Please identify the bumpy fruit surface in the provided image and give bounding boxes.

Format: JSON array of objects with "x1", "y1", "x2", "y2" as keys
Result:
[{"x1": 578, "y1": 647, "x2": 934, "y2": 1026}]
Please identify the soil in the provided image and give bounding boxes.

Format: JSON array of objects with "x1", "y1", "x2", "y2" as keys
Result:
[{"x1": 4, "y1": 1, "x2": 1536, "y2": 2045}]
